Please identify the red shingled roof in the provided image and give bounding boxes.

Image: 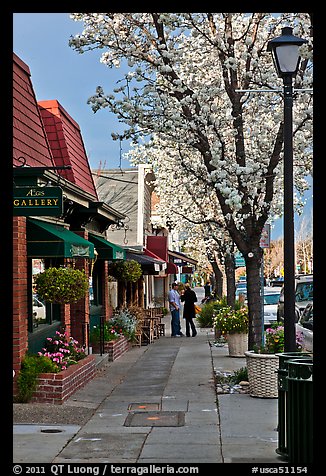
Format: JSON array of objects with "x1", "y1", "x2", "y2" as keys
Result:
[
  {"x1": 13, "y1": 53, "x2": 54, "y2": 168},
  {"x1": 13, "y1": 53, "x2": 98, "y2": 200},
  {"x1": 38, "y1": 100, "x2": 98, "y2": 200}
]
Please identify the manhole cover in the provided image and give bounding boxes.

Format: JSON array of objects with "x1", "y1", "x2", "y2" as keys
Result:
[
  {"x1": 128, "y1": 403, "x2": 160, "y2": 411},
  {"x1": 124, "y1": 411, "x2": 185, "y2": 427},
  {"x1": 40, "y1": 428, "x2": 63, "y2": 433}
]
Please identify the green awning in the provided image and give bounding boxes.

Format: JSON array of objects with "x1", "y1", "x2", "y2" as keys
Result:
[
  {"x1": 27, "y1": 218, "x2": 95, "y2": 259},
  {"x1": 88, "y1": 233, "x2": 126, "y2": 260}
]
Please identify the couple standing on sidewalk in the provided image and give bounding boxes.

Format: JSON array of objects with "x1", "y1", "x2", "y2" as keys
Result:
[{"x1": 168, "y1": 282, "x2": 197, "y2": 337}]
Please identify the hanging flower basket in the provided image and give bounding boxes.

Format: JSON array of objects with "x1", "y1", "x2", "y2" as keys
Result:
[{"x1": 34, "y1": 267, "x2": 89, "y2": 304}]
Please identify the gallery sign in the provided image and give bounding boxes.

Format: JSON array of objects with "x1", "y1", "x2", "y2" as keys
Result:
[{"x1": 13, "y1": 186, "x2": 63, "y2": 216}]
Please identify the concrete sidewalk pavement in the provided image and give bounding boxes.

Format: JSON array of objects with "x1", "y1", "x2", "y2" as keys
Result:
[{"x1": 13, "y1": 319, "x2": 282, "y2": 464}]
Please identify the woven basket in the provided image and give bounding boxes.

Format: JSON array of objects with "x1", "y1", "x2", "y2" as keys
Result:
[
  {"x1": 245, "y1": 350, "x2": 279, "y2": 398},
  {"x1": 227, "y1": 332, "x2": 248, "y2": 357}
]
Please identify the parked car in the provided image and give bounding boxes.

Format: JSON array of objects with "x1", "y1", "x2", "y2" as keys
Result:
[
  {"x1": 33, "y1": 295, "x2": 46, "y2": 321},
  {"x1": 263, "y1": 290, "x2": 281, "y2": 327},
  {"x1": 296, "y1": 302, "x2": 313, "y2": 352},
  {"x1": 270, "y1": 277, "x2": 284, "y2": 287},
  {"x1": 277, "y1": 274, "x2": 313, "y2": 323}
]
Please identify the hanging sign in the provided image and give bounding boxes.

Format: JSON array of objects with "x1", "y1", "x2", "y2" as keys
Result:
[
  {"x1": 260, "y1": 224, "x2": 271, "y2": 248},
  {"x1": 13, "y1": 186, "x2": 63, "y2": 216},
  {"x1": 235, "y1": 252, "x2": 246, "y2": 268}
]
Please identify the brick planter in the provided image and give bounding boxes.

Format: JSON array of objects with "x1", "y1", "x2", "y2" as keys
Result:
[
  {"x1": 92, "y1": 335, "x2": 131, "y2": 361},
  {"x1": 31, "y1": 354, "x2": 96, "y2": 405}
]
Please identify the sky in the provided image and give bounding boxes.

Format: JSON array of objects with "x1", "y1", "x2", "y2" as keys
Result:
[
  {"x1": 13, "y1": 12, "x2": 129, "y2": 171},
  {"x1": 13, "y1": 12, "x2": 313, "y2": 241}
]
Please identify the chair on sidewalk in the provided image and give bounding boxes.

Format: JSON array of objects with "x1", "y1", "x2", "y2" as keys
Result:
[{"x1": 141, "y1": 316, "x2": 155, "y2": 344}]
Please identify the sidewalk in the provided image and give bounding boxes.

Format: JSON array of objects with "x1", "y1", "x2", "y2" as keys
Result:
[{"x1": 13, "y1": 318, "x2": 282, "y2": 464}]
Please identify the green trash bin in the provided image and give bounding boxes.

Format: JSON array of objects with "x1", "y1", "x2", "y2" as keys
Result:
[
  {"x1": 287, "y1": 358, "x2": 313, "y2": 464},
  {"x1": 275, "y1": 352, "x2": 312, "y2": 459}
]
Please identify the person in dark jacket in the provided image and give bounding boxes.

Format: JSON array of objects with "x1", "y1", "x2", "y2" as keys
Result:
[
  {"x1": 180, "y1": 283, "x2": 198, "y2": 337},
  {"x1": 204, "y1": 281, "x2": 211, "y2": 297}
]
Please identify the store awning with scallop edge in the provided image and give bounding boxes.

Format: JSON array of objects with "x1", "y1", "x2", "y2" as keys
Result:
[
  {"x1": 88, "y1": 233, "x2": 126, "y2": 260},
  {"x1": 27, "y1": 218, "x2": 95, "y2": 258}
]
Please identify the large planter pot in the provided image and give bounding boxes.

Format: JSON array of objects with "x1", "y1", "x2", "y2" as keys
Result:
[
  {"x1": 227, "y1": 332, "x2": 248, "y2": 357},
  {"x1": 245, "y1": 350, "x2": 279, "y2": 398}
]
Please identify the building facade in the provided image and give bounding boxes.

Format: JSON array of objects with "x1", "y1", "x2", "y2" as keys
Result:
[{"x1": 13, "y1": 53, "x2": 125, "y2": 392}]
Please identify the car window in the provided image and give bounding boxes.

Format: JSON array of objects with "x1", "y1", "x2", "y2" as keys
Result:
[
  {"x1": 299, "y1": 305, "x2": 313, "y2": 329},
  {"x1": 295, "y1": 282, "x2": 313, "y2": 302},
  {"x1": 264, "y1": 294, "x2": 280, "y2": 305}
]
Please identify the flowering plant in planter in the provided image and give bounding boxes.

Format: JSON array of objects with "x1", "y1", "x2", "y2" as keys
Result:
[
  {"x1": 213, "y1": 306, "x2": 249, "y2": 334},
  {"x1": 110, "y1": 309, "x2": 137, "y2": 340},
  {"x1": 34, "y1": 267, "x2": 89, "y2": 304},
  {"x1": 253, "y1": 324, "x2": 304, "y2": 354},
  {"x1": 90, "y1": 322, "x2": 124, "y2": 344},
  {"x1": 38, "y1": 330, "x2": 86, "y2": 371}
]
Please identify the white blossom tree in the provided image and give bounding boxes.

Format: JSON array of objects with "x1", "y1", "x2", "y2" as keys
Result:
[{"x1": 69, "y1": 12, "x2": 313, "y2": 347}]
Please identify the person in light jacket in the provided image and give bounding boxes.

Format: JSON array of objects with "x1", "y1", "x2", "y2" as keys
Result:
[
  {"x1": 168, "y1": 282, "x2": 183, "y2": 337},
  {"x1": 180, "y1": 283, "x2": 197, "y2": 337}
]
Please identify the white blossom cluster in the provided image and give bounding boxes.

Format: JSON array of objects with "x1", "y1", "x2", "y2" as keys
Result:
[{"x1": 69, "y1": 12, "x2": 313, "y2": 254}]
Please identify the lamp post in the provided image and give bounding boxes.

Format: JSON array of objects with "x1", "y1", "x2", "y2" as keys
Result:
[{"x1": 267, "y1": 27, "x2": 308, "y2": 351}]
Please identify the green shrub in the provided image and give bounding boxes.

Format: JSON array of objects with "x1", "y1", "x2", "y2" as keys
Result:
[
  {"x1": 15, "y1": 355, "x2": 59, "y2": 403},
  {"x1": 109, "y1": 260, "x2": 142, "y2": 282},
  {"x1": 34, "y1": 267, "x2": 88, "y2": 304},
  {"x1": 196, "y1": 296, "x2": 228, "y2": 328},
  {"x1": 110, "y1": 309, "x2": 137, "y2": 340},
  {"x1": 231, "y1": 366, "x2": 248, "y2": 384},
  {"x1": 90, "y1": 309, "x2": 137, "y2": 343},
  {"x1": 215, "y1": 366, "x2": 248, "y2": 385},
  {"x1": 196, "y1": 301, "x2": 216, "y2": 327}
]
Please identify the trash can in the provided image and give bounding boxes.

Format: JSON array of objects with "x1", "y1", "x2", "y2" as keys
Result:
[
  {"x1": 287, "y1": 358, "x2": 313, "y2": 464},
  {"x1": 275, "y1": 352, "x2": 312, "y2": 459}
]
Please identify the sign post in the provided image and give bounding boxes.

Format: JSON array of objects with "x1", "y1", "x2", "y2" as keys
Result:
[{"x1": 260, "y1": 224, "x2": 271, "y2": 345}]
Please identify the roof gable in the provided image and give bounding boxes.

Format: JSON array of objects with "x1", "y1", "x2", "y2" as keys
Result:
[
  {"x1": 38, "y1": 100, "x2": 98, "y2": 200},
  {"x1": 13, "y1": 53, "x2": 54, "y2": 168}
]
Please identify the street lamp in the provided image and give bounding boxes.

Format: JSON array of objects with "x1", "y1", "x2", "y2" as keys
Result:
[{"x1": 267, "y1": 27, "x2": 308, "y2": 352}]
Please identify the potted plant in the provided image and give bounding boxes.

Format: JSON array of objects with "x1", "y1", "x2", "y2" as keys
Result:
[
  {"x1": 245, "y1": 324, "x2": 304, "y2": 398},
  {"x1": 108, "y1": 260, "x2": 142, "y2": 283},
  {"x1": 213, "y1": 305, "x2": 249, "y2": 357},
  {"x1": 34, "y1": 266, "x2": 89, "y2": 304}
]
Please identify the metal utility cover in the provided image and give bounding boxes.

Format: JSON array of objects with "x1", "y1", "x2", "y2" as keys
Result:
[
  {"x1": 128, "y1": 403, "x2": 160, "y2": 411},
  {"x1": 124, "y1": 411, "x2": 185, "y2": 427}
]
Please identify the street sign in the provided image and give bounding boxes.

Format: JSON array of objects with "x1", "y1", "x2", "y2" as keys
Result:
[
  {"x1": 235, "y1": 252, "x2": 245, "y2": 268},
  {"x1": 260, "y1": 224, "x2": 271, "y2": 248},
  {"x1": 13, "y1": 186, "x2": 63, "y2": 216}
]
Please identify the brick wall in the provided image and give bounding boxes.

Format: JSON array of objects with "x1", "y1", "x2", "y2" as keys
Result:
[
  {"x1": 31, "y1": 354, "x2": 96, "y2": 404},
  {"x1": 13, "y1": 217, "x2": 28, "y2": 375},
  {"x1": 70, "y1": 231, "x2": 90, "y2": 347},
  {"x1": 92, "y1": 336, "x2": 131, "y2": 361}
]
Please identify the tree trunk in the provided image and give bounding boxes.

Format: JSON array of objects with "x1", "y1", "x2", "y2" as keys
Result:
[
  {"x1": 245, "y1": 247, "x2": 263, "y2": 349},
  {"x1": 210, "y1": 260, "x2": 223, "y2": 298},
  {"x1": 224, "y1": 252, "x2": 236, "y2": 307},
  {"x1": 118, "y1": 281, "x2": 127, "y2": 308}
]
